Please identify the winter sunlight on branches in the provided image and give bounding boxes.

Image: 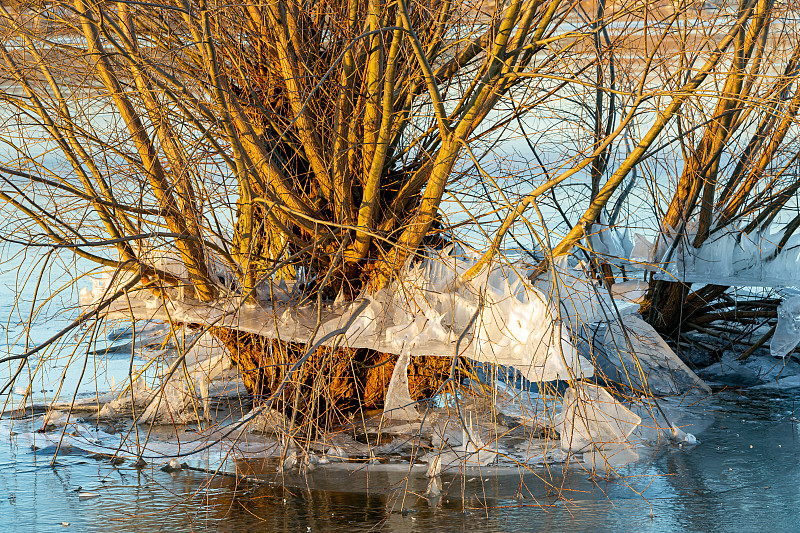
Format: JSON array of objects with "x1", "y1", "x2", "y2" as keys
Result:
[{"x1": 1, "y1": 0, "x2": 800, "y2": 518}]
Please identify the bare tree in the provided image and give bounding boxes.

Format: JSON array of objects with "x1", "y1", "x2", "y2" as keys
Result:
[{"x1": 1, "y1": 0, "x2": 796, "y2": 437}]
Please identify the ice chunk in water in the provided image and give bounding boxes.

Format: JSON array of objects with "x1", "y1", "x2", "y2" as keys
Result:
[
  {"x1": 583, "y1": 446, "x2": 639, "y2": 478},
  {"x1": 599, "y1": 315, "x2": 710, "y2": 395},
  {"x1": 670, "y1": 425, "x2": 697, "y2": 444},
  {"x1": 247, "y1": 407, "x2": 290, "y2": 434},
  {"x1": 557, "y1": 383, "x2": 641, "y2": 452},
  {"x1": 426, "y1": 415, "x2": 498, "y2": 467},
  {"x1": 139, "y1": 331, "x2": 232, "y2": 423},
  {"x1": 472, "y1": 260, "x2": 595, "y2": 382},
  {"x1": 771, "y1": 296, "x2": 800, "y2": 358}
]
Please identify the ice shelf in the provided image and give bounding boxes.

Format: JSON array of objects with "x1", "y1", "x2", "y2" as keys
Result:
[
  {"x1": 772, "y1": 295, "x2": 800, "y2": 358},
  {"x1": 591, "y1": 218, "x2": 800, "y2": 287},
  {"x1": 80, "y1": 252, "x2": 649, "y2": 385}
]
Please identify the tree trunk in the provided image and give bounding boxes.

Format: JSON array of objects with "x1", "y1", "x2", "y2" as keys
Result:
[
  {"x1": 644, "y1": 280, "x2": 690, "y2": 335},
  {"x1": 211, "y1": 327, "x2": 454, "y2": 432},
  {"x1": 644, "y1": 281, "x2": 731, "y2": 337}
]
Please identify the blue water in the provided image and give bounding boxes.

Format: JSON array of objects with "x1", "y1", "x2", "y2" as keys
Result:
[{"x1": 0, "y1": 387, "x2": 796, "y2": 532}]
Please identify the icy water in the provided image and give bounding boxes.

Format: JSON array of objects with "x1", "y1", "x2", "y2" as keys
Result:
[
  {"x1": 1, "y1": 242, "x2": 799, "y2": 532},
  {"x1": 1, "y1": 385, "x2": 799, "y2": 531}
]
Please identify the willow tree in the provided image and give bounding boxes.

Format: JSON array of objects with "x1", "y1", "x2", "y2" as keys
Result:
[
  {"x1": 497, "y1": 0, "x2": 800, "y2": 354},
  {"x1": 631, "y1": 0, "x2": 800, "y2": 351},
  {"x1": 0, "y1": 0, "x2": 785, "y2": 432},
  {"x1": 1, "y1": 0, "x2": 607, "y2": 429}
]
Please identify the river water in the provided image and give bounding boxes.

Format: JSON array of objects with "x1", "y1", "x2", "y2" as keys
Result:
[{"x1": 0, "y1": 386, "x2": 799, "y2": 532}]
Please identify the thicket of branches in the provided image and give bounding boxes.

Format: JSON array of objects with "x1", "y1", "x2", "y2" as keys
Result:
[{"x1": 1, "y1": 0, "x2": 800, "y2": 431}]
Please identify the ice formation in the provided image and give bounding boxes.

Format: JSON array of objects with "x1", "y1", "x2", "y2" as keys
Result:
[
  {"x1": 556, "y1": 383, "x2": 641, "y2": 453},
  {"x1": 771, "y1": 296, "x2": 800, "y2": 358},
  {"x1": 133, "y1": 331, "x2": 236, "y2": 424},
  {"x1": 380, "y1": 254, "x2": 601, "y2": 383},
  {"x1": 593, "y1": 219, "x2": 800, "y2": 287},
  {"x1": 78, "y1": 247, "x2": 711, "y2": 459},
  {"x1": 247, "y1": 407, "x2": 291, "y2": 434},
  {"x1": 0, "y1": 411, "x2": 281, "y2": 469},
  {"x1": 426, "y1": 413, "x2": 498, "y2": 467},
  {"x1": 598, "y1": 315, "x2": 711, "y2": 395},
  {"x1": 493, "y1": 380, "x2": 562, "y2": 430},
  {"x1": 583, "y1": 447, "x2": 640, "y2": 478},
  {"x1": 82, "y1": 252, "x2": 609, "y2": 398},
  {"x1": 589, "y1": 215, "x2": 634, "y2": 260},
  {"x1": 656, "y1": 226, "x2": 800, "y2": 286},
  {"x1": 383, "y1": 350, "x2": 419, "y2": 420}
]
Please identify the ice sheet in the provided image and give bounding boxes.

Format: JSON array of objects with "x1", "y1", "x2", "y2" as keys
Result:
[
  {"x1": 556, "y1": 383, "x2": 641, "y2": 452},
  {"x1": 599, "y1": 315, "x2": 711, "y2": 395},
  {"x1": 637, "y1": 224, "x2": 800, "y2": 287},
  {"x1": 82, "y1": 252, "x2": 611, "y2": 387}
]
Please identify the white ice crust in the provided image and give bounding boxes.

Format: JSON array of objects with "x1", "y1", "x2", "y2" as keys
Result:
[
  {"x1": 81, "y1": 252, "x2": 628, "y2": 391},
  {"x1": 556, "y1": 383, "x2": 641, "y2": 452},
  {"x1": 600, "y1": 315, "x2": 711, "y2": 395}
]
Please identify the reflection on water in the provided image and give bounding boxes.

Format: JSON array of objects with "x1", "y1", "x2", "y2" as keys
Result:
[{"x1": 0, "y1": 389, "x2": 799, "y2": 532}]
